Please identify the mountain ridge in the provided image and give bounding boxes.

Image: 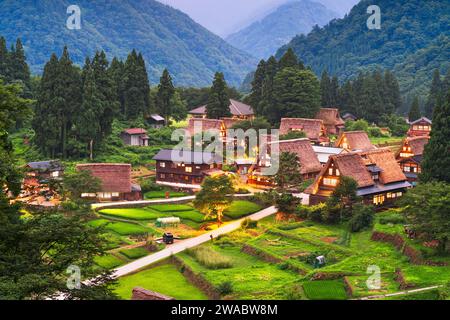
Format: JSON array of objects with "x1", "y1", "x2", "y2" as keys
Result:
[
  {"x1": 0, "y1": 0, "x2": 257, "y2": 87},
  {"x1": 226, "y1": 0, "x2": 338, "y2": 60}
]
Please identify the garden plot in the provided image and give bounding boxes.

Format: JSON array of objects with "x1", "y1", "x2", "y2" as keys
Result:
[
  {"x1": 346, "y1": 273, "x2": 400, "y2": 298},
  {"x1": 177, "y1": 244, "x2": 300, "y2": 300},
  {"x1": 302, "y1": 280, "x2": 347, "y2": 300}
]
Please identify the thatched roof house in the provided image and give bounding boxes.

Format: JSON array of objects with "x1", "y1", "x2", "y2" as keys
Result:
[
  {"x1": 396, "y1": 136, "x2": 430, "y2": 184},
  {"x1": 315, "y1": 108, "x2": 345, "y2": 135},
  {"x1": 189, "y1": 99, "x2": 254, "y2": 120},
  {"x1": 279, "y1": 118, "x2": 329, "y2": 144},
  {"x1": 306, "y1": 148, "x2": 410, "y2": 207},
  {"x1": 335, "y1": 131, "x2": 376, "y2": 152}
]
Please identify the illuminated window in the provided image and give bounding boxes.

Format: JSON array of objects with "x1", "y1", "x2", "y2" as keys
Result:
[
  {"x1": 323, "y1": 178, "x2": 338, "y2": 186},
  {"x1": 185, "y1": 167, "x2": 192, "y2": 173},
  {"x1": 112, "y1": 192, "x2": 120, "y2": 197},
  {"x1": 328, "y1": 168, "x2": 333, "y2": 175},
  {"x1": 336, "y1": 169, "x2": 340, "y2": 176},
  {"x1": 51, "y1": 171, "x2": 60, "y2": 178},
  {"x1": 159, "y1": 162, "x2": 166, "y2": 168},
  {"x1": 81, "y1": 193, "x2": 96, "y2": 198},
  {"x1": 373, "y1": 194, "x2": 385, "y2": 205}
]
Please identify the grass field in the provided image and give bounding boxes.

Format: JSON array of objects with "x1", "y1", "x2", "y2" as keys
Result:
[
  {"x1": 95, "y1": 254, "x2": 124, "y2": 269},
  {"x1": 115, "y1": 264, "x2": 208, "y2": 300},
  {"x1": 302, "y1": 280, "x2": 347, "y2": 300},
  {"x1": 144, "y1": 190, "x2": 188, "y2": 200},
  {"x1": 224, "y1": 200, "x2": 262, "y2": 219},
  {"x1": 119, "y1": 247, "x2": 150, "y2": 260},
  {"x1": 149, "y1": 204, "x2": 195, "y2": 212},
  {"x1": 105, "y1": 222, "x2": 151, "y2": 236}
]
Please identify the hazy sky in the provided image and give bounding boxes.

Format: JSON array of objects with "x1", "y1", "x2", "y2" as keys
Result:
[{"x1": 158, "y1": 0, "x2": 360, "y2": 37}]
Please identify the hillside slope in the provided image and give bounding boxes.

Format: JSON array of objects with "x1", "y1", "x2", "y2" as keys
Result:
[
  {"x1": 276, "y1": 0, "x2": 450, "y2": 99},
  {"x1": 0, "y1": 0, "x2": 257, "y2": 86},
  {"x1": 227, "y1": 0, "x2": 338, "y2": 59}
]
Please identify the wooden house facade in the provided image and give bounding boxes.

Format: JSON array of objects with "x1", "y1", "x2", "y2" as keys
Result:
[
  {"x1": 396, "y1": 136, "x2": 430, "y2": 185},
  {"x1": 121, "y1": 128, "x2": 149, "y2": 147},
  {"x1": 407, "y1": 117, "x2": 432, "y2": 137},
  {"x1": 153, "y1": 149, "x2": 223, "y2": 189}
]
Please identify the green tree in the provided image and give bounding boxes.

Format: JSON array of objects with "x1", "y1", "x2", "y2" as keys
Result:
[
  {"x1": 275, "y1": 193, "x2": 301, "y2": 214},
  {"x1": 400, "y1": 182, "x2": 450, "y2": 253},
  {"x1": 320, "y1": 70, "x2": 331, "y2": 107},
  {"x1": 194, "y1": 175, "x2": 235, "y2": 225},
  {"x1": 348, "y1": 204, "x2": 375, "y2": 232},
  {"x1": 231, "y1": 116, "x2": 271, "y2": 131},
  {"x1": 249, "y1": 59, "x2": 266, "y2": 115},
  {"x1": 274, "y1": 152, "x2": 303, "y2": 192},
  {"x1": 207, "y1": 72, "x2": 231, "y2": 119},
  {"x1": 273, "y1": 67, "x2": 321, "y2": 121},
  {"x1": 408, "y1": 96, "x2": 421, "y2": 122},
  {"x1": 328, "y1": 176, "x2": 359, "y2": 222},
  {"x1": 259, "y1": 56, "x2": 278, "y2": 124},
  {"x1": 420, "y1": 91, "x2": 450, "y2": 183},
  {"x1": 63, "y1": 170, "x2": 102, "y2": 204},
  {"x1": 425, "y1": 69, "x2": 442, "y2": 118},
  {"x1": 156, "y1": 69, "x2": 176, "y2": 125},
  {"x1": 278, "y1": 48, "x2": 299, "y2": 70},
  {"x1": 169, "y1": 90, "x2": 188, "y2": 122}
]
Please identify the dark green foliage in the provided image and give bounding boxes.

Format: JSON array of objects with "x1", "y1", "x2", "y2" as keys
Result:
[
  {"x1": 379, "y1": 114, "x2": 409, "y2": 137},
  {"x1": 179, "y1": 86, "x2": 241, "y2": 110},
  {"x1": 275, "y1": 193, "x2": 301, "y2": 214},
  {"x1": 408, "y1": 97, "x2": 421, "y2": 122},
  {"x1": 62, "y1": 170, "x2": 102, "y2": 203},
  {"x1": 207, "y1": 72, "x2": 231, "y2": 119},
  {"x1": 420, "y1": 91, "x2": 450, "y2": 183},
  {"x1": 274, "y1": 152, "x2": 303, "y2": 192},
  {"x1": 273, "y1": 68, "x2": 321, "y2": 121},
  {"x1": 0, "y1": 0, "x2": 256, "y2": 87},
  {"x1": 348, "y1": 204, "x2": 375, "y2": 232},
  {"x1": 241, "y1": 218, "x2": 258, "y2": 230},
  {"x1": 320, "y1": 71, "x2": 339, "y2": 107},
  {"x1": 0, "y1": 37, "x2": 31, "y2": 97},
  {"x1": 231, "y1": 117, "x2": 271, "y2": 131},
  {"x1": 278, "y1": 48, "x2": 303, "y2": 70},
  {"x1": 400, "y1": 182, "x2": 450, "y2": 253},
  {"x1": 279, "y1": 131, "x2": 307, "y2": 140},
  {"x1": 425, "y1": 69, "x2": 443, "y2": 118},
  {"x1": 217, "y1": 281, "x2": 233, "y2": 296},
  {"x1": 277, "y1": 0, "x2": 450, "y2": 101},
  {"x1": 155, "y1": 69, "x2": 175, "y2": 124}
]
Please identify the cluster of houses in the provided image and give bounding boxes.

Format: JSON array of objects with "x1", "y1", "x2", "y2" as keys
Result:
[{"x1": 16, "y1": 99, "x2": 432, "y2": 208}]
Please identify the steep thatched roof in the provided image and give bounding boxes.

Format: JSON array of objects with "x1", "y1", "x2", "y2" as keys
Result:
[
  {"x1": 279, "y1": 118, "x2": 326, "y2": 141},
  {"x1": 335, "y1": 131, "x2": 375, "y2": 151}
]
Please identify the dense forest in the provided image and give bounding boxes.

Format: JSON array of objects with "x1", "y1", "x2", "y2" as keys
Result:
[
  {"x1": 0, "y1": 0, "x2": 256, "y2": 87},
  {"x1": 276, "y1": 0, "x2": 450, "y2": 108}
]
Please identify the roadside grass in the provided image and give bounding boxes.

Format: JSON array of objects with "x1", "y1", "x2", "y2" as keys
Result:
[
  {"x1": 383, "y1": 289, "x2": 440, "y2": 300},
  {"x1": 302, "y1": 280, "x2": 347, "y2": 300},
  {"x1": 186, "y1": 246, "x2": 233, "y2": 269},
  {"x1": 224, "y1": 200, "x2": 262, "y2": 219},
  {"x1": 95, "y1": 254, "x2": 124, "y2": 269},
  {"x1": 114, "y1": 264, "x2": 207, "y2": 300},
  {"x1": 119, "y1": 247, "x2": 149, "y2": 260}
]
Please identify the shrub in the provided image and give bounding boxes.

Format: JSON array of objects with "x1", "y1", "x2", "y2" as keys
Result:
[
  {"x1": 186, "y1": 246, "x2": 232, "y2": 269},
  {"x1": 139, "y1": 178, "x2": 163, "y2": 193},
  {"x1": 285, "y1": 285, "x2": 304, "y2": 300},
  {"x1": 297, "y1": 204, "x2": 326, "y2": 222},
  {"x1": 235, "y1": 187, "x2": 250, "y2": 194},
  {"x1": 378, "y1": 212, "x2": 406, "y2": 225},
  {"x1": 368, "y1": 127, "x2": 383, "y2": 137},
  {"x1": 217, "y1": 281, "x2": 233, "y2": 296},
  {"x1": 250, "y1": 190, "x2": 278, "y2": 206},
  {"x1": 241, "y1": 218, "x2": 258, "y2": 229},
  {"x1": 349, "y1": 204, "x2": 375, "y2": 232},
  {"x1": 276, "y1": 193, "x2": 300, "y2": 214},
  {"x1": 345, "y1": 119, "x2": 369, "y2": 132}
]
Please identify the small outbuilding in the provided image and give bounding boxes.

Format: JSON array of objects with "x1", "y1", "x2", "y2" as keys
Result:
[{"x1": 121, "y1": 128, "x2": 149, "y2": 147}]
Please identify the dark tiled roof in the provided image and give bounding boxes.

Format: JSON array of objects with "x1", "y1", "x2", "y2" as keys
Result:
[
  {"x1": 189, "y1": 99, "x2": 254, "y2": 116},
  {"x1": 153, "y1": 149, "x2": 222, "y2": 164},
  {"x1": 27, "y1": 160, "x2": 63, "y2": 172}
]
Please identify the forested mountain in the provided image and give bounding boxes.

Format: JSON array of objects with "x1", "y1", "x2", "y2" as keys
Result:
[
  {"x1": 226, "y1": 0, "x2": 338, "y2": 60},
  {"x1": 276, "y1": 0, "x2": 450, "y2": 107},
  {"x1": 0, "y1": 0, "x2": 256, "y2": 87}
]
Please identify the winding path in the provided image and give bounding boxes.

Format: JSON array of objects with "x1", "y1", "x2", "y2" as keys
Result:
[{"x1": 111, "y1": 206, "x2": 277, "y2": 278}]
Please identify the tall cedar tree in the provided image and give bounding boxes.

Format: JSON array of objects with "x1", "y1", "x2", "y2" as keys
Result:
[
  {"x1": 249, "y1": 59, "x2": 266, "y2": 115},
  {"x1": 278, "y1": 48, "x2": 299, "y2": 70},
  {"x1": 207, "y1": 72, "x2": 231, "y2": 119},
  {"x1": 420, "y1": 90, "x2": 450, "y2": 183},
  {"x1": 408, "y1": 96, "x2": 421, "y2": 122},
  {"x1": 425, "y1": 69, "x2": 442, "y2": 118},
  {"x1": 259, "y1": 56, "x2": 278, "y2": 124},
  {"x1": 274, "y1": 152, "x2": 303, "y2": 192},
  {"x1": 273, "y1": 67, "x2": 321, "y2": 121},
  {"x1": 108, "y1": 57, "x2": 126, "y2": 115},
  {"x1": 123, "y1": 50, "x2": 150, "y2": 120},
  {"x1": 0, "y1": 37, "x2": 8, "y2": 79},
  {"x1": 0, "y1": 38, "x2": 31, "y2": 98},
  {"x1": 156, "y1": 69, "x2": 175, "y2": 125}
]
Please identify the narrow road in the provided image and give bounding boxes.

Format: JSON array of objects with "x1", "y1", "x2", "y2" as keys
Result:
[{"x1": 112, "y1": 206, "x2": 277, "y2": 278}]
